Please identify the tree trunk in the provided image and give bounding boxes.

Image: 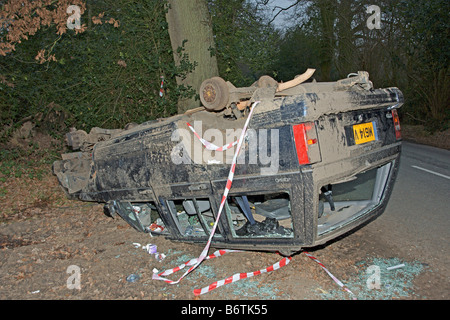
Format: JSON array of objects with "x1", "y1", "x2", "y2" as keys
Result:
[
  {"x1": 316, "y1": 0, "x2": 336, "y2": 81},
  {"x1": 166, "y1": 0, "x2": 219, "y2": 113},
  {"x1": 335, "y1": 0, "x2": 357, "y2": 78}
]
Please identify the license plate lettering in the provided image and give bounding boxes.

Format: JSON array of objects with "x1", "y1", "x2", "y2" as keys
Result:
[{"x1": 353, "y1": 122, "x2": 377, "y2": 145}]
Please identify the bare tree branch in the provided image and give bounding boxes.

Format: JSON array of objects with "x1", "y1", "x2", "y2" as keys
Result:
[{"x1": 268, "y1": 0, "x2": 303, "y2": 25}]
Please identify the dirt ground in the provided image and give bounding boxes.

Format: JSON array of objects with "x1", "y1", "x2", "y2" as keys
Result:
[
  {"x1": 0, "y1": 124, "x2": 448, "y2": 301},
  {"x1": 401, "y1": 125, "x2": 450, "y2": 151},
  {"x1": 0, "y1": 164, "x2": 445, "y2": 301}
]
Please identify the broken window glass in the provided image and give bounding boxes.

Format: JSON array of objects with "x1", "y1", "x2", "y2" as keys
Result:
[
  {"x1": 109, "y1": 201, "x2": 168, "y2": 235},
  {"x1": 318, "y1": 162, "x2": 393, "y2": 235},
  {"x1": 226, "y1": 192, "x2": 294, "y2": 238},
  {"x1": 166, "y1": 198, "x2": 221, "y2": 238}
]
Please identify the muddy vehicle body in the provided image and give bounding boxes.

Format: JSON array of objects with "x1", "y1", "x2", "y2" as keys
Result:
[{"x1": 53, "y1": 70, "x2": 403, "y2": 255}]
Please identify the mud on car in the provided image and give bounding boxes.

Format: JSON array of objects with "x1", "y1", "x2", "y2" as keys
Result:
[{"x1": 53, "y1": 70, "x2": 403, "y2": 256}]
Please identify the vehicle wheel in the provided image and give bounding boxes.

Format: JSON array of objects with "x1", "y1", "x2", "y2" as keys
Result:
[{"x1": 200, "y1": 77, "x2": 230, "y2": 111}]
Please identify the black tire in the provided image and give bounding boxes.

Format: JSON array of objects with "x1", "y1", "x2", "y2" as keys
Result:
[{"x1": 199, "y1": 77, "x2": 230, "y2": 111}]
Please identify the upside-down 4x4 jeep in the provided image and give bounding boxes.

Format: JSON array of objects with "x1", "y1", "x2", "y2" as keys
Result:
[{"x1": 53, "y1": 69, "x2": 403, "y2": 256}]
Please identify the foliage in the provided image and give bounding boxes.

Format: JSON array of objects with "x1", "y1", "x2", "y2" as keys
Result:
[
  {"x1": 273, "y1": 23, "x2": 321, "y2": 81},
  {"x1": 274, "y1": 0, "x2": 449, "y2": 131},
  {"x1": 0, "y1": 0, "x2": 87, "y2": 58},
  {"x1": 0, "y1": 144, "x2": 57, "y2": 181},
  {"x1": 397, "y1": 0, "x2": 449, "y2": 131},
  {"x1": 207, "y1": 0, "x2": 281, "y2": 87},
  {"x1": 0, "y1": 0, "x2": 195, "y2": 135},
  {"x1": 0, "y1": 0, "x2": 448, "y2": 138}
]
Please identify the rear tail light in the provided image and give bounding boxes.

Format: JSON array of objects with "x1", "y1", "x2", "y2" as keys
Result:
[
  {"x1": 292, "y1": 122, "x2": 321, "y2": 165},
  {"x1": 392, "y1": 109, "x2": 401, "y2": 139}
]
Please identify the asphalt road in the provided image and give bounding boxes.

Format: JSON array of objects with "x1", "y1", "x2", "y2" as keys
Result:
[{"x1": 367, "y1": 141, "x2": 450, "y2": 272}]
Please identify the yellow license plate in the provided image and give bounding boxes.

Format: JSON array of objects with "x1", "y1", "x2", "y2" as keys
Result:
[{"x1": 353, "y1": 121, "x2": 378, "y2": 145}]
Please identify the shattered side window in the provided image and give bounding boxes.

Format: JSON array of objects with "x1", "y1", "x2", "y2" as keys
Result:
[
  {"x1": 113, "y1": 201, "x2": 168, "y2": 235},
  {"x1": 226, "y1": 192, "x2": 294, "y2": 238},
  {"x1": 166, "y1": 198, "x2": 221, "y2": 238}
]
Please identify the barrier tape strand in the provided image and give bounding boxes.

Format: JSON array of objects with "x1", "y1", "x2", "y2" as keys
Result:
[
  {"x1": 193, "y1": 255, "x2": 292, "y2": 296},
  {"x1": 186, "y1": 122, "x2": 238, "y2": 152},
  {"x1": 304, "y1": 251, "x2": 357, "y2": 299},
  {"x1": 152, "y1": 101, "x2": 261, "y2": 286}
]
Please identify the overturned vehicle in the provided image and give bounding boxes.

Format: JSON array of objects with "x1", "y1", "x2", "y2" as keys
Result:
[{"x1": 53, "y1": 69, "x2": 403, "y2": 255}]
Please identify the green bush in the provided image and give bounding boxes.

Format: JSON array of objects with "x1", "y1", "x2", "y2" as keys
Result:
[{"x1": 0, "y1": 0, "x2": 195, "y2": 136}]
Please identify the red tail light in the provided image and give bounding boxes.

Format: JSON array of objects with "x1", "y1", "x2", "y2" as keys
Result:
[
  {"x1": 392, "y1": 109, "x2": 401, "y2": 139},
  {"x1": 292, "y1": 122, "x2": 321, "y2": 165}
]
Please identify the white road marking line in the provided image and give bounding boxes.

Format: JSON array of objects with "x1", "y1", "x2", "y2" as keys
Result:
[{"x1": 412, "y1": 165, "x2": 450, "y2": 180}]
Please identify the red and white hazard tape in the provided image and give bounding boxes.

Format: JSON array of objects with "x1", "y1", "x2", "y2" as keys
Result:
[
  {"x1": 191, "y1": 251, "x2": 355, "y2": 297},
  {"x1": 159, "y1": 76, "x2": 164, "y2": 98},
  {"x1": 193, "y1": 255, "x2": 292, "y2": 296},
  {"x1": 152, "y1": 249, "x2": 240, "y2": 283},
  {"x1": 186, "y1": 122, "x2": 238, "y2": 152},
  {"x1": 304, "y1": 251, "x2": 357, "y2": 299},
  {"x1": 152, "y1": 101, "x2": 261, "y2": 286}
]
